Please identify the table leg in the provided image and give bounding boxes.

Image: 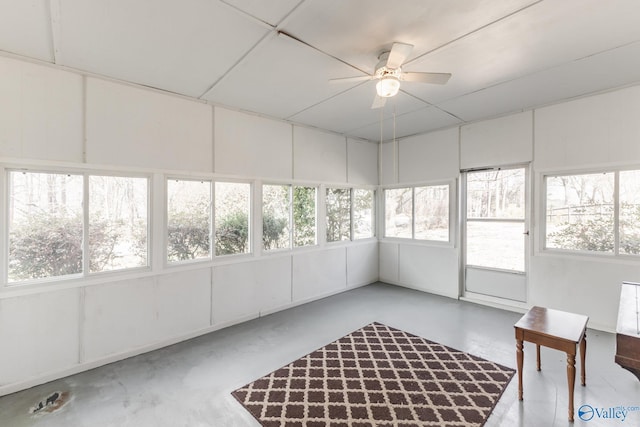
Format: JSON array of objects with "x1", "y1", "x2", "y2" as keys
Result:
[
  {"x1": 567, "y1": 353, "x2": 576, "y2": 422},
  {"x1": 517, "y1": 339, "x2": 524, "y2": 400},
  {"x1": 536, "y1": 344, "x2": 541, "y2": 371},
  {"x1": 580, "y1": 333, "x2": 587, "y2": 386}
]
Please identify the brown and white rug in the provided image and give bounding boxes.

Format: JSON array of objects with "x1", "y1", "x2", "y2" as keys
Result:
[{"x1": 232, "y1": 322, "x2": 514, "y2": 426}]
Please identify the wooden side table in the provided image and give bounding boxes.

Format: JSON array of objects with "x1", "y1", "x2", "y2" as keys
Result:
[{"x1": 514, "y1": 306, "x2": 589, "y2": 422}]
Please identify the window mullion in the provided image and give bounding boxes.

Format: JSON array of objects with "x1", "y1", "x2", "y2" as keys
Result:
[
  {"x1": 614, "y1": 170, "x2": 620, "y2": 256},
  {"x1": 412, "y1": 187, "x2": 416, "y2": 239},
  {"x1": 83, "y1": 174, "x2": 90, "y2": 276}
]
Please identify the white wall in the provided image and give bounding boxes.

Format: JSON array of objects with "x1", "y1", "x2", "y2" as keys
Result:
[
  {"x1": 460, "y1": 111, "x2": 533, "y2": 170},
  {"x1": 86, "y1": 78, "x2": 213, "y2": 171},
  {"x1": 380, "y1": 128, "x2": 460, "y2": 298},
  {"x1": 383, "y1": 86, "x2": 640, "y2": 332},
  {"x1": 530, "y1": 86, "x2": 640, "y2": 330},
  {"x1": 0, "y1": 56, "x2": 83, "y2": 161},
  {"x1": 0, "y1": 55, "x2": 379, "y2": 396}
]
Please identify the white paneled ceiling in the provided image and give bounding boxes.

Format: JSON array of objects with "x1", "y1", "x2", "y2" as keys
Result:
[{"x1": 1, "y1": 0, "x2": 640, "y2": 142}]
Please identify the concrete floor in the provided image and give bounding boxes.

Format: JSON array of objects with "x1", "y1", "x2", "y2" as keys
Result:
[{"x1": 1, "y1": 282, "x2": 638, "y2": 426}]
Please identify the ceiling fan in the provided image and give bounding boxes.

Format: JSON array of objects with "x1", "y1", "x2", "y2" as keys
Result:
[{"x1": 329, "y1": 42, "x2": 451, "y2": 109}]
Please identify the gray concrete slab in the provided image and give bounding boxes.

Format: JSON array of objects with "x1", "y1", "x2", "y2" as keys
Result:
[{"x1": 1, "y1": 282, "x2": 638, "y2": 426}]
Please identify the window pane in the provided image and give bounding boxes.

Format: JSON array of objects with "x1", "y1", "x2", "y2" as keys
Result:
[
  {"x1": 467, "y1": 169, "x2": 525, "y2": 219},
  {"x1": 385, "y1": 188, "x2": 412, "y2": 238},
  {"x1": 467, "y1": 221, "x2": 525, "y2": 271},
  {"x1": 415, "y1": 185, "x2": 449, "y2": 241},
  {"x1": 620, "y1": 170, "x2": 640, "y2": 255},
  {"x1": 545, "y1": 173, "x2": 614, "y2": 252},
  {"x1": 215, "y1": 182, "x2": 250, "y2": 255},
  {"x1": 8, "y1": 171, "x2": 83, "y2": 282},
  {"x1": 293, "y1": 186, "x2": 316, "y2": 247},
  {"x1": 167, "y1": 179, "x2": 211, "y2": 262},
  {"x1": 263, "y1": 185, "x2": 290, "y2": 250},
  {"x1": 353, "y1": 189, "x2": 374, "y2": 239},
  {"x1": 89, "y1": 176, "x2": 148, "y2": 272},
  {"x1": 326, "y1": 188, "x2": 351, "y2": 242}
]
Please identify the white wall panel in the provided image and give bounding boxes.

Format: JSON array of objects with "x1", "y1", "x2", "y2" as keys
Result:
[
  {"x1": 0, "y1": 57, "x2": 83, "y2": 162},
  {"x1": 255, "y1": 256, "x2": 293, "y2": 313},
  {"x1": 212, "y1": 262, "x2": 261, "y2": 325},
  {"x1": 293, "y1": 126, "x2": 347, "y2": 183},
  {"x1": 292, "y1": 248, "x2": 346, "y2": 301},
  {"x1": 379, "y1": 242, "x2": 399, "y2": 283},
  {"x1": 399, "y1": 128, "x2": 459, "y2": 183},
  {"x1": 535, "y1": 85, "x2": 640, "y2": 170},
  {"x1": 86, "y1": 78, "x2": 213, "y2": 171},
  {"x1": 83, "y1": 278, "x2": 158, "y2": 361},
  {"x1": 465, "y1": 268, "x2": 526, "y2": 302},
  {"x1": 156, "y1": 269, "x2": 211, "y2": 338},
  {"x1": 347, "y1": 243, "x2": 379, "y2": 287},
  {"x1": 347, "y1": 139, "x2": 378, "y2": 185},
  {"x1": 212, "y1": 257, "x2": 291, "y2": 324},
  {"x1": 398, "y1": 245, "x2": 459, "y2": 298},
  {"x1": 214, "y1": 107, "x2": 292, "y2": 178},
  {"x1": 0, "y1": 289, "x2": 79, "y2": 387},
  {"x1": 379, "y1": 141, "x2": 397, "y2": 185},
  {"x1": 0, "y1": 1, "x2": 53, "y2": 62},
  {"x1": 529, "y1": 256, "x2": 636, "y2": 331},
  {"x1": 460, "y1": 111, "x2": 533, "y2": 169}
]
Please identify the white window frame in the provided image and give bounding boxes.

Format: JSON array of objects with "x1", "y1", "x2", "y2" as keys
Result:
[
  {"x1": 165, "y1": 176, "x2": 213, "y2": 266},
  {"x1": 213, "y1": 179, "x2": 253, "y2": 258},
  {"x1": 541, "y1": 167, "x2": 640, "y2": 259},
  {"x1": 382, "y1": 181, "x2": 454, "y2": 245},
  {"x1": 5, "y1": 166, "x2": 152, "y2": 286},
  {"x1": 352, "y1": 187, "x2": 376, "y2": 241}
]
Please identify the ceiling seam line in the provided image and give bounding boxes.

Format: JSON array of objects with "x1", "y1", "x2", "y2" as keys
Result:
[
  {"x1": 216, "y1": 0, "x2": 275, "y2": 30},
  {"x1": 196, "y1": 30, "x2": 275, "y2": 99},
  {"x1": 277, "y1": 31, "x2": 370, "y2": 76},
  {"x1": 47, "y1": 0, "x2": 60, "y2": 64},
  {"x1": 198, "y1": 2, "x2": 334, "y2": 100},
  {"x1": 284, "y1": 81, "x2": 370, "y2": 120},
  {"x1": 434, "y1": 39, "x2": 640, "y2": 108},
  {"x1": 404, "y1": 0, "x2": 545, "y2": 67}
]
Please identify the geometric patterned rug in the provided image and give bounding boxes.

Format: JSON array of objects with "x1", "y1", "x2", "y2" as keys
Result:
[{"x1": 232, "y1": 322, "x2": 515, "y2": 426}]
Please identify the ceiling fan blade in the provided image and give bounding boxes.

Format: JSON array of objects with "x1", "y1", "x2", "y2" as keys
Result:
[
  {"x1": 386, "y1": 42, "x2": 414, "y2": 69},
  {"x1": 371, "y1": 94, "x2": 387, "y2": 109},
  {"x1": 329, "y1": 75, "x2": 372, "y2": 83},
  {"x1": 402, "y1": 72, "x2": 452, "y2": 85}
]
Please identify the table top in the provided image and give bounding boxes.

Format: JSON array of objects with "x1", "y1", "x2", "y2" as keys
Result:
[{"x1": 515, "y1": 306, "x2": 589, "y2": 343}]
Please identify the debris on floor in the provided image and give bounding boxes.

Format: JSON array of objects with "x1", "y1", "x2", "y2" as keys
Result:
[{"x1": 30, "y1": 391, "x2": 70, "y2": 415}]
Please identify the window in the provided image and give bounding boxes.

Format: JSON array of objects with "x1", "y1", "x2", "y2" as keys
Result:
[
  {"x1": 8, "y1": 171, "x2": 83, "y2": 282},
  {"x1": 215, "y1": 182, "x2": 250, "y2": 256},
  {"x1": 620, "y1": 170, "x2": 640, "y2": 255},
  {"x1": 326, "y1": 188, "x2": 351, "y2": 242},
  {"x1": 543, "y1": 170, "x2": 640, "y2": 256},
  {"x1": 293, "y1": 186, "x2": 316, "y2": 247},
  {"x1": 415, "y1": 185, "x2": 449, "y2": 241},
  {"x1": 263, "y1": 185, "x2": 290, "y2": 250},
  {"x1": 353, "y1": 189, "x2": 375, "y2": 239},
  {"x1": 384, "y1": 184, "x2": 450, "y2": 241},
  {"x1": 466, "y1": 169, "x2": 525, "y2": 271},
  {"x1": 167, "y1": 179, "x2": 211, "y2": 262},
  {"x1": 7, "y1": 170, "x2": 150, "y2": 283},
  {"x1": 385, "y1": 188, "x2": 412, "y2": 238},
  {"x1": 89, "y1": 175, "x2": 148, "y2": 272},
  {"x1": 545, "y1": 172, "x2": 614, "y2": 253}
]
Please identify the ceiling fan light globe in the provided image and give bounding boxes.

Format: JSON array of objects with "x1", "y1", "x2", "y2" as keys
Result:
[{"x1": 376, "y1": 76, "x2": 400, "y2": 98}]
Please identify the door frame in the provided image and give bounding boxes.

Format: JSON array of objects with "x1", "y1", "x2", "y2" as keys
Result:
[{"x1": 460, "y1": 163, "x2": 531, "y2": 302}]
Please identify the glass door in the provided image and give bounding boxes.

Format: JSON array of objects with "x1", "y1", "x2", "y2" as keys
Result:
[{"x1": 463, "y1": 166, "x2": 528, "y2": 301}]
